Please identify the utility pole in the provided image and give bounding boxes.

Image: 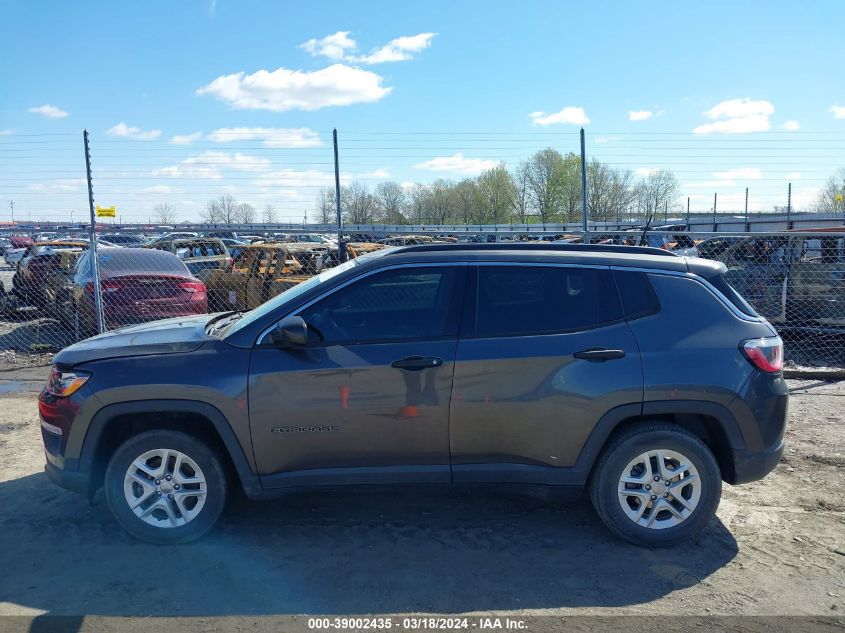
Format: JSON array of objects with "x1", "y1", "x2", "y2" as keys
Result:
[
  {"x1": 580, "y1": 128, "x2": 589, "y2": 244},
  {"x1": 744, "y1": 187, "x2": 749, "y2": 232},
  {"x1": 83, "y1": 130, "x2": 105, "y2": 334},
  {"x1": 9, "y1": 200, "x2": 14, "y2": 225},
  {"x1": 333, "y1": 128, "x2": 344, "y2": 262}
]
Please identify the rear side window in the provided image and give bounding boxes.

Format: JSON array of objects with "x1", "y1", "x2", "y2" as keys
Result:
[
  {"x1": 705, "y1": 275, "x2": 759, "y2": 317},
  {"x1": 98, "y1": 251, "x2": 190, "y2": 275},
  {"x1": 612, "y1": 270, "x2": 661, "y2": 320},
  {"x1": 470, "y1": 266, "x2": 622, "y2": 337}
]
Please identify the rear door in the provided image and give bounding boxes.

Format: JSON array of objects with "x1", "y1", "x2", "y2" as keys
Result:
[{"x1": 450, "y1": 263, "x2": 643, "y2": 484}]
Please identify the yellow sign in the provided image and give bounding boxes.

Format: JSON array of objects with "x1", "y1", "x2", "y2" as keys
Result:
[
  {"x1": 836, "y1": 194, "x2": 844, "y2": 204},
  {"x1": 96, "y1": 205, "x2": 116, "y2": 218}
]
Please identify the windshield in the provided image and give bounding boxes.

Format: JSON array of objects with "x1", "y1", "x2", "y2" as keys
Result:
[{"x1": 221, "y1": 248, "x2": 394, "y2": 337}]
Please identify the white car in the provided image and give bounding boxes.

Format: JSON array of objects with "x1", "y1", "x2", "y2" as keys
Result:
[{"x1": 4, "y1": 247, "x2": 27, "y2": 267}]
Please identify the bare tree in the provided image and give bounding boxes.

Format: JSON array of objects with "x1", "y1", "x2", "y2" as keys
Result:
[
  {"x1": 154, "y1": 202, "x2": 177, "y2": 225},
  {"x1": 201, "y1": 199, "x2": 222, "y2": 224},
  {"x1": 373, "y1": 181, "x2": 406, "y2": 224},
  {"x1": 263, "y1": 204, "x2": 278, "y2": 224},
  {"x1": 637, "y1": 170, "x2": 680, "y2": 219},
  {"x1": 315, "y1": 187, "x2": 336, "y2": 224},
  {"x1": 408, "y1": 184, "x2": 430, "y2": 224},
  {"x1": 428, "y1": 179, "x2": 454, "y2": 224},
  {"x1": 235, "y1": 202, "x2": 256, "y2": 224},
  {"x1": 586, "y1": 160, "x2": 634, "y2": 222},
  {"x1": 342, "y1": 182, "x2": 376, "y2": 224},
  {"x1": 816, "y1": 169, "x2": 845, "y2": 212},
  {"x1": 201, "y1": 195, "x2": 238, "y2": 225}
]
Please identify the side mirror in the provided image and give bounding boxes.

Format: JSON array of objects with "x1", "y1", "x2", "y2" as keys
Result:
[{"x1": 270, "y1": 315, "x2": 308, "y2": 347}]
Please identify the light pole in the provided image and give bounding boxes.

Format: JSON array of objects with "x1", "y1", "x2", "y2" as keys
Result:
[
  {"x1": 9, "y1": 200, "x2": 14, "y2": 225},
  {"x1": 70, "y1": 209, "x2": 75, "y2": 225}
]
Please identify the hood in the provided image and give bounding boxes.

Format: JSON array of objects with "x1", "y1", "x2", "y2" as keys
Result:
[{"x1": 54, "y1": 314, "x2": 215, "y2": 366}]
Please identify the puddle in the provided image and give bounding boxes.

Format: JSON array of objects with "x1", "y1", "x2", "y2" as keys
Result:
[{"x1": 0, "y1": 380, "x2": 42, "y2": 394}]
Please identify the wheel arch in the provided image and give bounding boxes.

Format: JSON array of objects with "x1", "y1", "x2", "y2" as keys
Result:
[
  {"x1": 79, "y1": 400, "x2": 260, "y2": 498},
  {"x1": 576, "y1": 401, "x2": 746, "y2": 484}
]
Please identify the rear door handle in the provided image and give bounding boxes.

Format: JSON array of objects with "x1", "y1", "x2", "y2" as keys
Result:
[
  {"x1": 573, "y1": 348, "x2": 626, "y2": 362},
  {"x1": 391, "y1": 356, "x2": 444, "y2": 371}
]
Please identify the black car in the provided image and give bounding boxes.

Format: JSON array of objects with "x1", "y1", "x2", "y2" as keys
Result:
[{"x1": 40, "y1": 243, "x2": 787, "y2": 546}]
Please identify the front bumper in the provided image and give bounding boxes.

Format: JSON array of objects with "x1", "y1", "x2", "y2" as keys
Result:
[
  {"x1": 730, "y1": 438, "x2": 785, "y2": 485},
  {"x1": 45, "y1": 460, "x2": 92, "y2": 497}
]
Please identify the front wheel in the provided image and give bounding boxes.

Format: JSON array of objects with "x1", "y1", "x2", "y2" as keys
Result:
[
  {"x1": 104, "y1": 430, "x2": 228, "y2": 544},
  {"x1": 589, "y1": 423, "x2": 721, "y2": 547}
]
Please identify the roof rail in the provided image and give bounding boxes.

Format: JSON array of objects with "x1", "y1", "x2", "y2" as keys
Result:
[{"x1": 391, "y1": 242, "x2": 679, "y2": 257}]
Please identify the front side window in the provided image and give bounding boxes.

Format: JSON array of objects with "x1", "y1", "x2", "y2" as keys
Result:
[
  {"x1": 298, "y1": 266, "x2": 462, "y2": 345},
  {"x1": 469, "y1": 265, "x2": 622, "y2": 337}
]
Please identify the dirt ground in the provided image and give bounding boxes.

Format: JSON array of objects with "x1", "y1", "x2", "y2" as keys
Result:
[{"x1": 0, "y1": 371, "x2": 842, "y2": 623}]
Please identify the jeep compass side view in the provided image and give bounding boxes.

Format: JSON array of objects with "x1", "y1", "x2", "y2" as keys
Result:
[{"x1": 39, "y1": 244, "x2": 788, "y2": 546}]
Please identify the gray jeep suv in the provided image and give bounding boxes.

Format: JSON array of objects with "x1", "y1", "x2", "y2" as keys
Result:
[{"x1": 39, "y1": 244, "x2": 787, "y2": 546}]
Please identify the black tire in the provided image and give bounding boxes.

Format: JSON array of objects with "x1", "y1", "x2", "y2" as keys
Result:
[
  {"x1": 104, "y1": 430, "x2": 227, "y2": 545},
  {"x1": 589, "y1": 422, "x2": 721, "y2": 547}
]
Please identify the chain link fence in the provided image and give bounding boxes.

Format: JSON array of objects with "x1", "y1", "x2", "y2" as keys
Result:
[{"x1": 0, "y1": 227, "x2": 843, "y2": 369}]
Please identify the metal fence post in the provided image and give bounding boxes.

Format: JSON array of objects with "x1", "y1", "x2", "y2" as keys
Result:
[
  {"x1": 745, "y1": 187, "x2": 749, "y2": 232},
  {"x1": 580, "y1": 128, "x2": 588, "y2": 243},
  {"x1": 713, "y1": 192, "x2": 718, "y2": 232},
  {"x1": 787, "y1": 182, "x2": 792, "y2": 229},
  {"x1": 333, "y1": 128, "x2": 345, "y2": 263},
  {"x1": 83, "y1": 130, "x2": 105, "y2": 334},
  {"x1": 686, "y1": 197, "x2": 690, "y2": 228}
]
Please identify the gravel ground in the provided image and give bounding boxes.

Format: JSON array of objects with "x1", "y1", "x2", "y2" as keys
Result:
[{"x1": 0, "y1": 375, "x2": 842, "y2": 622}]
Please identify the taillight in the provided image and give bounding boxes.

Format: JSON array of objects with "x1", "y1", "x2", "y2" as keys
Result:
[
  {"x1": 101, "y1": 280, "x2": 122, "y2": 293},
  {"x1": 179, "y1": 281, "x2": 206, "y2": 294},
  {"x1": 741, "y1": 336, "x2": 783, "y2": 373},
  {"x1": 84, "y1": 282, "x2": 93, "y2": 294},
  {"x1": 46, "y1": 367, "x2": 90, "y2": 397}
]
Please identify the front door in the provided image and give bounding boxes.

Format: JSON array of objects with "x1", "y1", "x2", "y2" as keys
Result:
[{"x1": 249, "y1": 264, "x2": 466, "y2": 487}]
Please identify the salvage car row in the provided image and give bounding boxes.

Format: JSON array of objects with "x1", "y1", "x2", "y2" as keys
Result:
[{"x1": 2, "y1": 228, "x2": 844, "y2": 337}]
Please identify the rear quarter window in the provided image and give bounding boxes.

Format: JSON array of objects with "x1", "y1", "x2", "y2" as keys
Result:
[
  {"x1": 705, "y1": 274, "x2": 759, "y2": 317},
  {"x1": 612, "y1": 270, "x2": 661, "y2": 320}
]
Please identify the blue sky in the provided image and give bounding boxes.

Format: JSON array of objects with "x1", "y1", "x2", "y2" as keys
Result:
[{"x1": 2, "y1": 0, "x2": 845, "y2": 223}]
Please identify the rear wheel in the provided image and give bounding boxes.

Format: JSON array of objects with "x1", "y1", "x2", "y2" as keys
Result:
[
  {"x1": 104, "y1": 430, "x2": 227, "y2": 544},
  {"x1": 589, "y1": 423, "x2": 721, "y2": 547}
]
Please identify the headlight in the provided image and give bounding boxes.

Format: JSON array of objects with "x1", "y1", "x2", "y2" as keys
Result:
[{"x1": 46, "y1": 367, "x2": 90, "y2": 397}]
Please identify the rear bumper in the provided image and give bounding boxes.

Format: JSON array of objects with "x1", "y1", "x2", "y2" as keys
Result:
[
  {"x1": 45, "y1": 460, "x2": 92, "y2": 497},
  {"x1": 730, "y1": 438, "x2": 785, "y2": 485}
]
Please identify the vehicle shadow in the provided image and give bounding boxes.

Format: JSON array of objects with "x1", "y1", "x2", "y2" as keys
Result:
[
  {"x1": 0, "y1": 471, "x2": 738, "y2": 617},
  {"x1": 0, "y1": 318, "x2": 74, "y2": 351}
]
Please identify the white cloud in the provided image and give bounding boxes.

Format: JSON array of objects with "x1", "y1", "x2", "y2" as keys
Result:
[
  {"x1": 829, "y1": 105, "x2": 845, "y2": 119},
  {"x1": 197, "y1": 64, "x2": 391, "y2": 112},
  {"x1": 301, "y1": 31, "x2": 436, "y2": 64},
  {"x1": 27, "y1": 178, "x2": 86, "y2": 192},
  {"x1": 300, "y1": 31, "x2": 357, "y2": 61},
  {"x1": 142, "y1": 185, "x2": 178, "y2": 194},
  {"x1": 693, "y1": 98, "x2": 774, "y2": 134},
  {"x1": 207, "y1": 127, "x2": 323, "y2": 147},
  {"x1": 27, "y1": 104, "x2": 69, "y2": 119},
  {"x1": 106, "y1": 122, "x2": 162, "y2": 140},
  {"x1": 153, "y1": 151, "x2": 271, "y2": 179},
  {"x1": 786, "y1": 172, "x2": 801, "y2": 180},
  {"x1": 687, "y1": 179, "x2": 736, "y2": 188},
  {"x1": 415, "y1": 153, "x2": 499, "y2": 175},
  {"x1": 595, "y1": 136, "x2": 620, "y2": 144},
  {"x1": 529, "y1": 107, "x2": 590, "y2": 126},
  {"x1": 170, "y1": 131, "x2": 202, "y2": 144},
  {"x1": 781, "y1": 120, "x2": 800, "y2": 131},
  {"x1": 712, "y1": 168, "x2": 763, "y2": 180},
  {"x1": 350, "y1": 33, "x2": 436, "y2": 64},
  {"x1": 0, "y1": 130, "x2": 13, "y2": 136},
  {"x1": 628, "y1": 110, "x2": 653, "y2": 121}
]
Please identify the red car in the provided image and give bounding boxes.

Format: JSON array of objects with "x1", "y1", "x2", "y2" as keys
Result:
[{"x1": 66, "y1": 247, "x2": 207, "y2": 336}]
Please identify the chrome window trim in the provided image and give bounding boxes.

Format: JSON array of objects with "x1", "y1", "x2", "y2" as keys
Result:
[{"x1": 256, "y1": 261, "x2": 468, "y2": 346}]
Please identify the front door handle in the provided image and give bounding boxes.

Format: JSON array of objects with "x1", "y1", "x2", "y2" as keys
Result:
[
  {"x1": 391, "y1": 356, "x2": 444, "y2": 371},
  {"x1": 573, "y1": 348, "x2": 626, "y2": 362}
]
